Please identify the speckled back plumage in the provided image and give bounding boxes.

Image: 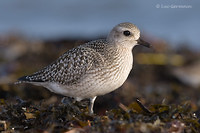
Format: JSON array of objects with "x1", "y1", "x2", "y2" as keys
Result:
[{"x1": 19, "y1": 39, "x2": 108, "y2": 85}]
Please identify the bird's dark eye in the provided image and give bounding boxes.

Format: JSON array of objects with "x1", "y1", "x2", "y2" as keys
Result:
[{"x1": 123, "y1": 30, "x2": 131, "y2": 36}]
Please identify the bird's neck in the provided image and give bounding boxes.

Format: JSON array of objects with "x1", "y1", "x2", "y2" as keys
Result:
[{"x1": 105, "y1": 43, "x2": 133, "y2": 65}]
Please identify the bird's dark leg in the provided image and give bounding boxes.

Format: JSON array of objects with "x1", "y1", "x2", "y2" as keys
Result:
[{"x1": 89, "y1": 96, "x2": 97, "y2": 114}]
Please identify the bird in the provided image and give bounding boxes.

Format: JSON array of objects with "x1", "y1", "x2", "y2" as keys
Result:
[{"x1": 18, "y1": 22, "x2": 151, "y2": 114}]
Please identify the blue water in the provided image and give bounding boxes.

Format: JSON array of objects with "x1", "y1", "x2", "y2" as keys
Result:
[{"x1": 0, "y1": 0, "x2": 199, "y2": 49}]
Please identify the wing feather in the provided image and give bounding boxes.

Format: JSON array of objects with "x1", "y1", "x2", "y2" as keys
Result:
[{"x1": 18, "y1": 45, "x2": 105, "y2": 85}]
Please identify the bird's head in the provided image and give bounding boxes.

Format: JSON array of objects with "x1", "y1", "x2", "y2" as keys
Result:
[{"x1": 107, "y1": 22, "x2": 151, "y2": 48}]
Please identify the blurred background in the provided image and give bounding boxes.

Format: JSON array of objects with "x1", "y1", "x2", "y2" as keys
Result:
[
  {"x1": 0, "y1": 0, "x2": 199, "y2": 48},
  {"x1": 0, "y1": 0, "x2": 200, "y2": 113}
]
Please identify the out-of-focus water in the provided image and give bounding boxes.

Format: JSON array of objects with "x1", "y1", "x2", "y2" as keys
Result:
[{"x1": 0, "y1": 0, "x2": 199, "y2": 49}]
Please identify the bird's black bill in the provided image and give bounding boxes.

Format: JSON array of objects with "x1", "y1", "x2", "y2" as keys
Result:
[{"x1": 137, "y1": 38, "x2": 151, "y2": 48}]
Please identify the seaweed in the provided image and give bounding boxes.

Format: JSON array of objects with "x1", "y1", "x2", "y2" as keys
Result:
[{"x1": 0, "y1": 97, "x2": 199, "y2": 132}]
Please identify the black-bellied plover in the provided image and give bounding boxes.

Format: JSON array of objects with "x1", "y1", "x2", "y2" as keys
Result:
[{"x1": 18, "y1": 22, "x2": 150, "y2": 114}]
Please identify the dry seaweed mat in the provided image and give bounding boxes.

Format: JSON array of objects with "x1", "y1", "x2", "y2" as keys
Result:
[{"x1": 0, "y1": 98, "x2": 199, "y2": 133}]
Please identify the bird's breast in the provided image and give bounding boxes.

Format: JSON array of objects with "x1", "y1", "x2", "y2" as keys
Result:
[
  {"x1": 89, "y1": 48, "x2": 133, "y2": 96},
  {"x1": 105, "y1": 48, "x2": 133, "y2": 83}
]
